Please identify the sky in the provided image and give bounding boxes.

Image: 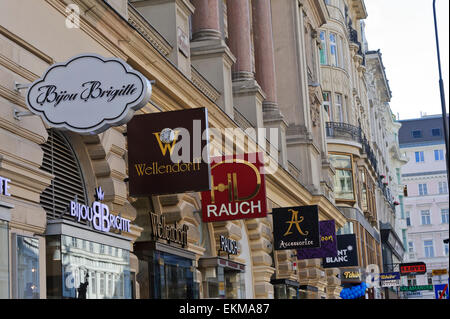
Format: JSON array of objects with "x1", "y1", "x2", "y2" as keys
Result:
[{"x1": 364, "y1": 0, "x2": 449, "y2": 120}]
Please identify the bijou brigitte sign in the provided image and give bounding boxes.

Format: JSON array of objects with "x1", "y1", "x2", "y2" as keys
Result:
[
  {"x1": 201, "y1": 153, "x2": 267, "y2": 223},
  {"x1": 26, "y1": 54, "x2": 152, "y2": 134},
  {"x1": 70, "y1": 187, "x2": 131, "y2": 233}
]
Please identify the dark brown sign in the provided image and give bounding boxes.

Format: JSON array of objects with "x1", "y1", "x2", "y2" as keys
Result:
[
  {"x1": 149, "y1": 212, "x2": 188, "y2": 247},
  {"x1": 127, "y1": 107, "x2": 211, "y2": 196}
]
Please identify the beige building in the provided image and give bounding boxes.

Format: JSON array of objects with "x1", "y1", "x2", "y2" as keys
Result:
[{"x1": 0, "y1": 0, "x2": 402, "y2": 300}]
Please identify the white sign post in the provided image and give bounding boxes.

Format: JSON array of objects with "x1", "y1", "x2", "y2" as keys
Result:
[{"x1": 26, "y1": 53, "x2": 152, "y2": 135}]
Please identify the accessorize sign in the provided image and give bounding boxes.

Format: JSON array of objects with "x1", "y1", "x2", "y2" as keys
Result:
[
  {"x1": 400, "y1": 285, "x2": 433, "y2": 292},
  {"x1": 379, "y1": 272, "x2": 401, "y2": 288},
  {"x1": 322, "y1": 234, "x2": 359, "y2": 268},
  {"x1": 400, "y1": 262, "x2": 427, "y2": 275},
  {"x1": 127, "y1": 107, "x2": 211, "y2": 196},
  {"x1": 201, "y1": 153, "x2": 267, "y2": 223},
  {"x1": 70, "y1": 187, "x2": 131, "y2": 233},
  {"x1": 26, "y1": 54, "x2": 152, "y2": 135},
  {"x1": 273, "y1": 205, "x2": 320, "y2": 250},
  {"x1": 297, "y1": 220, "x2": 338, "y2": 260},
  {"x1": 149, "y1": 212, "x2": 188, "y2": 247},
  {"x1": 0, "y1": 176, "x2": 11, "y2": 196}
]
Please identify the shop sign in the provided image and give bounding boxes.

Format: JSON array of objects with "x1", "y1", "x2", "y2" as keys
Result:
[
  {"x1": 26, "y1": 54, "x2": 152, "y2": 135},
  {"x1": 379, "y1": 272, "x2": 401, "y2": 288},
  {"x1": 273, "y1": 205, "x2": 320, "y2": 250},
  {"x1": 219, "y1": 235, "x2": 238, "y2": 255},
  {"x1": 323, "y1": 234, "x2": 359, "y2": 268},
  {"x1": 149, "y1": 212, "x2": 188, "y2": 247},
  {"x1": 400, "y1": 285, "x2": 433, "y2": 292},
  {"x1": 432, "y1": 269, "x2": 448, "y2": 276},
  {"x1": 297, "y1": 220, "x2": 338, "y2": 260},
  {"x1": 127, "y1": 107, "x2": 211, "y2": 196},
  {"x1": 0, "y1": 176, "x2": 11, "y2": 196},
  {"x1": 70, "y1": 187, "x2": 131, "y2": 233},
  {"x1": 434, "y1": 284, "x2": 449, "y2": 299},
  {"x1": 201, "y1": 153, "x2": 267, "y2": 223},
  {"x1": 342, "y1": 270, "x2": 362, "y2": 281},
  {"x1": 400, "y1": 262, "x2": 427, "y2": 275}
]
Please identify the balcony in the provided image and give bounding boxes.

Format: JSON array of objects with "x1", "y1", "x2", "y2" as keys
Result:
[{"x1": 325, "y1": 122, "x2": 378, "y2": 172}]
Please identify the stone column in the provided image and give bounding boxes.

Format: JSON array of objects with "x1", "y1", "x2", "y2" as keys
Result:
[
  {"x1": 298, "y1": 259, "x2": 328, "y2": 299},
  {"x1": 326, "y1": 268, "x2": 343, "y2": 299},
  {"x1": 190, "y1": 0, "x2": 236, "y2": 118},
  {"x1": 251, "y1": 0, "x2": 288, "y2": 167},
  {"x1": 226, "y1": 0, "x2": 253, "y2": 80},
  {"x1": 251, "y1": 0, "x2": 278, "y2": 111},
  {"x1": 191, "y1": 0, "x2": 221, "y2": 41},
  {"x1": 225, "y1": 0, "x2": 265, "y2": 128}
]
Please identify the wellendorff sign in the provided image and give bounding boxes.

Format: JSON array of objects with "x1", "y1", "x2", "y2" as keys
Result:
[
  {"x1": 149, "y1": 212, "x2": 188, "y2": 247},
  {"x1": 26, "y1": 54, "x2": 152, "y2": 135}
]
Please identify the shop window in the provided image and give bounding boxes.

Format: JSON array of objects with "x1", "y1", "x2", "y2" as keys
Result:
[
  {"x1": 46, "y1": 235, "x2": 131, "y2": 299},
  {"x1": 330, "y1": 154, "x2": 355, "y2": 201},
  {"x1": 40, "y1": 130, "x2": 88, "y2": 222},
  {"x1": 0, "y1": 220, "x2": 9, "y2": 298},
  {"x1": 13, "y1": 235, "x2": 40, "y2": 299}
]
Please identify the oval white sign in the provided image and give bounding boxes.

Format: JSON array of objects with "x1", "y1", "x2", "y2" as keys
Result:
[{"x1": 26, "y1": 53, "x2": 152, "y2": 134}]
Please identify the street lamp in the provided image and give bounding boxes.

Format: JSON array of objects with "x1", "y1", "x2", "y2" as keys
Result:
[{"x1": 433, "y1": 0, "x2": 450, "y2": 187}]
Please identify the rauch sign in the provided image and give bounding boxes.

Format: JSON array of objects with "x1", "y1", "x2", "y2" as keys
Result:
[
  {"x1": 201, "y1": 153, "x2": 267, "y2": 223},
  {"x1": 26, "y1": 54, "x2": 152, "y2": 135}
]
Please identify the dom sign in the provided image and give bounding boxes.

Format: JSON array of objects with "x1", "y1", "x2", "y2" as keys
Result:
[{"x1": 26, "y1": 54, "x2": 152, "y2": 134}]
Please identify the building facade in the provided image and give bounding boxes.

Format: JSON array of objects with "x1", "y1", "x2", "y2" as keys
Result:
[
  {"x1": 399, "y1": 115, "x2": 449, "y2": 299},
  {"x1": 0, "y1": 0, "x2": 405, "y2": 299}
]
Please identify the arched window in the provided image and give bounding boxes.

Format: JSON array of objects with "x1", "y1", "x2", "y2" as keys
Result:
[{"x1": 40, "y1": 130, "x2": 88, "y2": 221}]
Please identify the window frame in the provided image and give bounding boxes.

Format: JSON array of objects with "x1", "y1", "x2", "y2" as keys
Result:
[
  {"x1": 329, "y1": 152, "x2": 357, "y2": 203},
  {"x1": 420, "y1": 210, "x2": 431, "y2": 225},
  {"x1": 423, "y1": 240, "x2": 434, "y2": 258}
]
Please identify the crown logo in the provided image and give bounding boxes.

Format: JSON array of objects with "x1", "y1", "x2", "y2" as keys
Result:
[{"x1": 94, "y1": 187, "x2": 104, "y2": 201}]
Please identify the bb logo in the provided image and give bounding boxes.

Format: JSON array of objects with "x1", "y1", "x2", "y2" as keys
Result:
[{"x1": 201, "y1": 153, "x2": 267, "y2": 222}]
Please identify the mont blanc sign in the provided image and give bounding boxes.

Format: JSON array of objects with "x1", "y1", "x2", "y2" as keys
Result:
[{"x1": 26, "y1": 54, "x2": 152, "y2": 134}]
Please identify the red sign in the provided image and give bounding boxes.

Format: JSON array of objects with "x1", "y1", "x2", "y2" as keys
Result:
[
  {"x1": 400, "y1": 262, "x2": 427, "y2": 275},
  {"x1": 201, "y1": 153, "x2": 267, "y2": 222}
]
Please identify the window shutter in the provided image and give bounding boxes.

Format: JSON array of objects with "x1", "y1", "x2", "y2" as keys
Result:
[{"x1": 40, "y1": 130, "x2": 88, "y2": 221}]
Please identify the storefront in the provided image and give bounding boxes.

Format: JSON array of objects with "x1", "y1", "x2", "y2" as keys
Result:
[
  {"x1": 0, "y1": 184, "x2": 13, "y2": 298},
  {"x1": 271, "y1": 279, "x2": 299, "y2": 299},
  {"x1": 198, "y1": 257, "x2": 245, "y2": 299}
]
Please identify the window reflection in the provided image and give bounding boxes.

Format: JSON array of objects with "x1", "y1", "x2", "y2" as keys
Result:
[
  {"x1": 0, "y1": 221, "x2": 9, "y2": 298},
  {"x1": 16, "y1": 235, "x2": 40, "y2": 299},
  {"x1": 46, "y1": 235, "x2": 131, "y2": 299}
]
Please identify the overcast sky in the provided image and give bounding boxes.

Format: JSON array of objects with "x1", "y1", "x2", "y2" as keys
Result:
[{"x1": 364, "y1": 0, "x2": 449, "y2": 120}]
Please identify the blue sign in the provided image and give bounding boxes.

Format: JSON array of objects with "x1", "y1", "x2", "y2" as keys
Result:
[{"x1": 434, "y1": 284, "x2": 449, "y2": 299}]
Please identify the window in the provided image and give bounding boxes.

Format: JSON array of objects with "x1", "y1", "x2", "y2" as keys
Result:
[
  {"x1": 0, "y1": 221, "x2": 8, "y2": 298},
  {"x1": 406, "y1": 211, "x2": 411, "y2": 226},
  {"x1": 419, "y1": 184, "x2": 428, "y2": 196},
  {"x1": 408, "y1": 241, "x2": 415, "y2": 259},
  {"x1": 319, "y1": 31, "x2": 327, "y2": 65},
  {"x1": 444, "y1": 243, "x2": 449, "y2": 256},
  {"x1": 329, "y1": 33, "x2": 338, "y2": 67},
  {"x1": 434, "y1": 149, "x2": 444, "y2": 161},
  {"x1": 431, "y1": 128, "x2": 441, "y2": 136},
  {"x1": 99, "y1": 273, "x2": 105, "y2": 295},
  {"x1": 421, "y1": 210, "x2": 431, "y2": 225},
  {"x1": 330, "y1": 154, "x2": 355, "y2": 201},
  {"x1": 424, "y1": 240, "x2": 434, "y2": 258},
  {"x1": 427, "y1": 273, "x2": 433, "y2": 285},
  {"x1": 14, "y1": 235, "x2": 40, "y2": 299},
  {"x1": 323, "y1": 92, "x2": 332, "y2": 120},
  {"x1": 415, "y1": 151, "x2": 425, "y2": 163},
  {"x1": 439, "y1": 182, "x2": 448, "y2": 194},
  {"x1": 412, "y1": 130, "x2": 422, "y2": 138},
  {"x1": 338, "y1": 36, "x2": 345, "y2": 69},
  {"x1": 441, "y1": 209, "x2": 449, "y2": 224},
  {"x1": 335, "y1": 93, "x2": 344, "y2": 122},
  {"x1": 407, "y1": 275, "x2": 417, "y2": 286}
]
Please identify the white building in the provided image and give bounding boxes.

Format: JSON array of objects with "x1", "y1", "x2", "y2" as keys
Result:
[{"x1": 399, "y1": 115, "x2": 449, "y2": 299}]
